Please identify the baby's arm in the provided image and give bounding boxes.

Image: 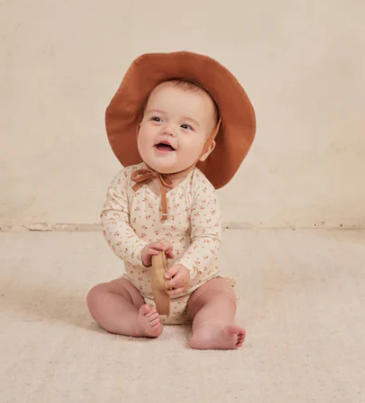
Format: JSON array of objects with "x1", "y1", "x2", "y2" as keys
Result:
[
  {"x1": 175, "y1": 179, "x2": 222, "y2": 282},
  {"x1": 101, "y1": 169, "x2": 148, "y2": 266}
]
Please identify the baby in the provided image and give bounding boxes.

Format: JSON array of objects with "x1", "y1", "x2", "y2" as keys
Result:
[{"x1": 87, "y1": 52, "x2": 255, "y2": 350}]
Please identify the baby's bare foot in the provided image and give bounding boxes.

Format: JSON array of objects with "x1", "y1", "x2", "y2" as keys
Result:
[
  {"x1": 189, "y1": 324, "x2": 246, "y2": 350},
  {"x1": 135, "y1": 305, "x2": 163, "y2": 338}
]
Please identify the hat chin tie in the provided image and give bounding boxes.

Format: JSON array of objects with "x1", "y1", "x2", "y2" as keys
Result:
[{"x1": 132, "y1": 118, "x2": 221, "y2": 222}]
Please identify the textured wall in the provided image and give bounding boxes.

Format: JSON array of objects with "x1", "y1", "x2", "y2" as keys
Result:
[{"x1": 1, "y1": 0, "x2": 364, "y2": 229}]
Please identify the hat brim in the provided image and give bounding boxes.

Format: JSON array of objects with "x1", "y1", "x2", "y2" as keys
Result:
[{"x1": 106, "y1": 51, "x2": 256, "y2": 189}]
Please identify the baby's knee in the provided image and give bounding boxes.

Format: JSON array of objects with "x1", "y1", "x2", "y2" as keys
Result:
[{"x1": 86, "y1": 283, "x2": 109, "y2": 313}]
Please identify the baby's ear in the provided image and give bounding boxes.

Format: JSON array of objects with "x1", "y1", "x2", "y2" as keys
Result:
[{"x1": 199, "y1": 140, "x2": 216, "y2": 162}]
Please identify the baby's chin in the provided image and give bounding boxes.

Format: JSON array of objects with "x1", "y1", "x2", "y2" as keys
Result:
[{"x1": 143, "y1": 157, "x2": 193, "y2": 174}]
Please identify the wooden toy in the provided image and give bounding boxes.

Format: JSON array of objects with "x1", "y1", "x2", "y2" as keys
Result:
[{"x1": 151, "y1": 252, "x2": 170, "y2": 316}]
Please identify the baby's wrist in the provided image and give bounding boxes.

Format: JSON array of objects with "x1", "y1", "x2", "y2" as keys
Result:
[{"x1": 178, "y1": 264, "x2": 189, "y2": 272}]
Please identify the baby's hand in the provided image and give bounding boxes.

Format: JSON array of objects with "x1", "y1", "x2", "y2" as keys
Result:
[
  {"x1": 164, "y1": 264, "x2": 191, "y2": 297},
  {"x1": 141, "y1": 240, "x2": 174, "y2": 267}
]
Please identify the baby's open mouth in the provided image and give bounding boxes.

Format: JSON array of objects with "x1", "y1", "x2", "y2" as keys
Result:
[{"x1": 155, "y1": 142, "x2": 176, "y2": 152}]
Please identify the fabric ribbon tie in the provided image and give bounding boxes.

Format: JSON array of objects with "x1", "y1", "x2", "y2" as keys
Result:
[{"x1": 131, "y1": 169, "x2": 173, "y2": 221}]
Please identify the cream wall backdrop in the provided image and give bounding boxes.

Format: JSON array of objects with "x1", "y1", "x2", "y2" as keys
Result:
[{"x1": 1, "y1": 0, "x2": 364, "y2": 229}]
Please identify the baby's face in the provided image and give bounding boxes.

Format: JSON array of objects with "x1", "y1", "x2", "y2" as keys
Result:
[{"x1": 137, "y1": 82, "x2": 217, "y2": 174}]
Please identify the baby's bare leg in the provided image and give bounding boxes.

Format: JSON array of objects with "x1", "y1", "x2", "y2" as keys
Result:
[
  {"x1": 87, "y1": 278, "x2": 163, "y2": 338},
  {"x1": 187, "y1": 278, "x2": 245, "y2": 349}
]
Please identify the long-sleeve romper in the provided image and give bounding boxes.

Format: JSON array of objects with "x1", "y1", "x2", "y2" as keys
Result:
[{"x1": 101, "y1": 162, "x2": 226, "y2": 324}]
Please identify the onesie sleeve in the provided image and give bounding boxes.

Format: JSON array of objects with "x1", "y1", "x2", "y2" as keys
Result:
[
  {"x1": 176, "y1": 175, "x2": 222, "y2": 281},
  {"x1": 100, "y1": 169, "x2": 148, "y2": 267}
]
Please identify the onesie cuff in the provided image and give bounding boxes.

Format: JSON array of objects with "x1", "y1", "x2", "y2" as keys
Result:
[{"x1": 129, "y1": 240, "x2": 148, "y2": 267}]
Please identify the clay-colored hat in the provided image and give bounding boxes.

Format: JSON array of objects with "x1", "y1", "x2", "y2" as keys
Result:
[{"x1": 105, "y1": 51, "x2": 256, "y2": 189}]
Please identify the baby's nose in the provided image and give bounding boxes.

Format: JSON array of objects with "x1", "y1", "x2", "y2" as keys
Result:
[{"x1": 162, "y1": 124, "x2": 177, "y2": 137}]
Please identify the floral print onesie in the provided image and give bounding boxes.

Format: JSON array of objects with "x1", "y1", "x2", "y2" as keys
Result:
[{"x1": 101, "y1": 162, "x2": 225, "y2": 324}]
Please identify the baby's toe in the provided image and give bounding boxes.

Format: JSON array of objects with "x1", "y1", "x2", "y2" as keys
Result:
[
  {"x1": 149, "y1": 312, "x2": 160, "y2": 321},
  {"x1": 237, "y1": 337, "x2": 245, "y2": 346},
  {"x1": 145, "y1": 308, "x2": 158, "y2": 318},
  {"x1": 139, "y1": 304, "x2": 152, "y2": 316},
  {"x1": 226, "y1": 325, "x2": 242, "y2": 334}
]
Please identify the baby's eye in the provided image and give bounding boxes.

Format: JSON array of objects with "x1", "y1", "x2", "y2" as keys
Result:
[
  {"x1": 151, "y1": 116, "x2": 162, "y2": 122},
  {"x1": 181, "y1": 124, "x2": 193, "y2": 130}
]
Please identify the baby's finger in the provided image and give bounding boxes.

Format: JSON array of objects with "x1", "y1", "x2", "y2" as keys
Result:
[
  {"x1": 160, "y1": 240, "x2": 174, "y2": 251},
  {"x1": 166, "y1": 271, "x2": 185, "y2": 289},
  {"x1": 152, "y1": 241, "x2": 167, "y2": 251},
  {"x1": 149, "y1": 248, "x2": 161, "y2": 256},
  {"x1": 165, "y1": 265, "x2": 180, "y2": 279},
  {"x1": 167, "y1": 287, "x2": 185, "y2": 297},
  {"x1": 152, "y1": 241, "x2": 172, "y2": 253},
  {"x1": 165, "y1": 278, "x2": 176, "y2": 290},
  {"x1": 150, "y1": 247, "x2": 174, "y2": 260}
]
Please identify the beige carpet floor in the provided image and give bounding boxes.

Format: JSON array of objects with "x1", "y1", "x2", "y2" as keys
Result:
[{"x1": 0, "y1": 229, "x2": 365, "y2": 403}]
